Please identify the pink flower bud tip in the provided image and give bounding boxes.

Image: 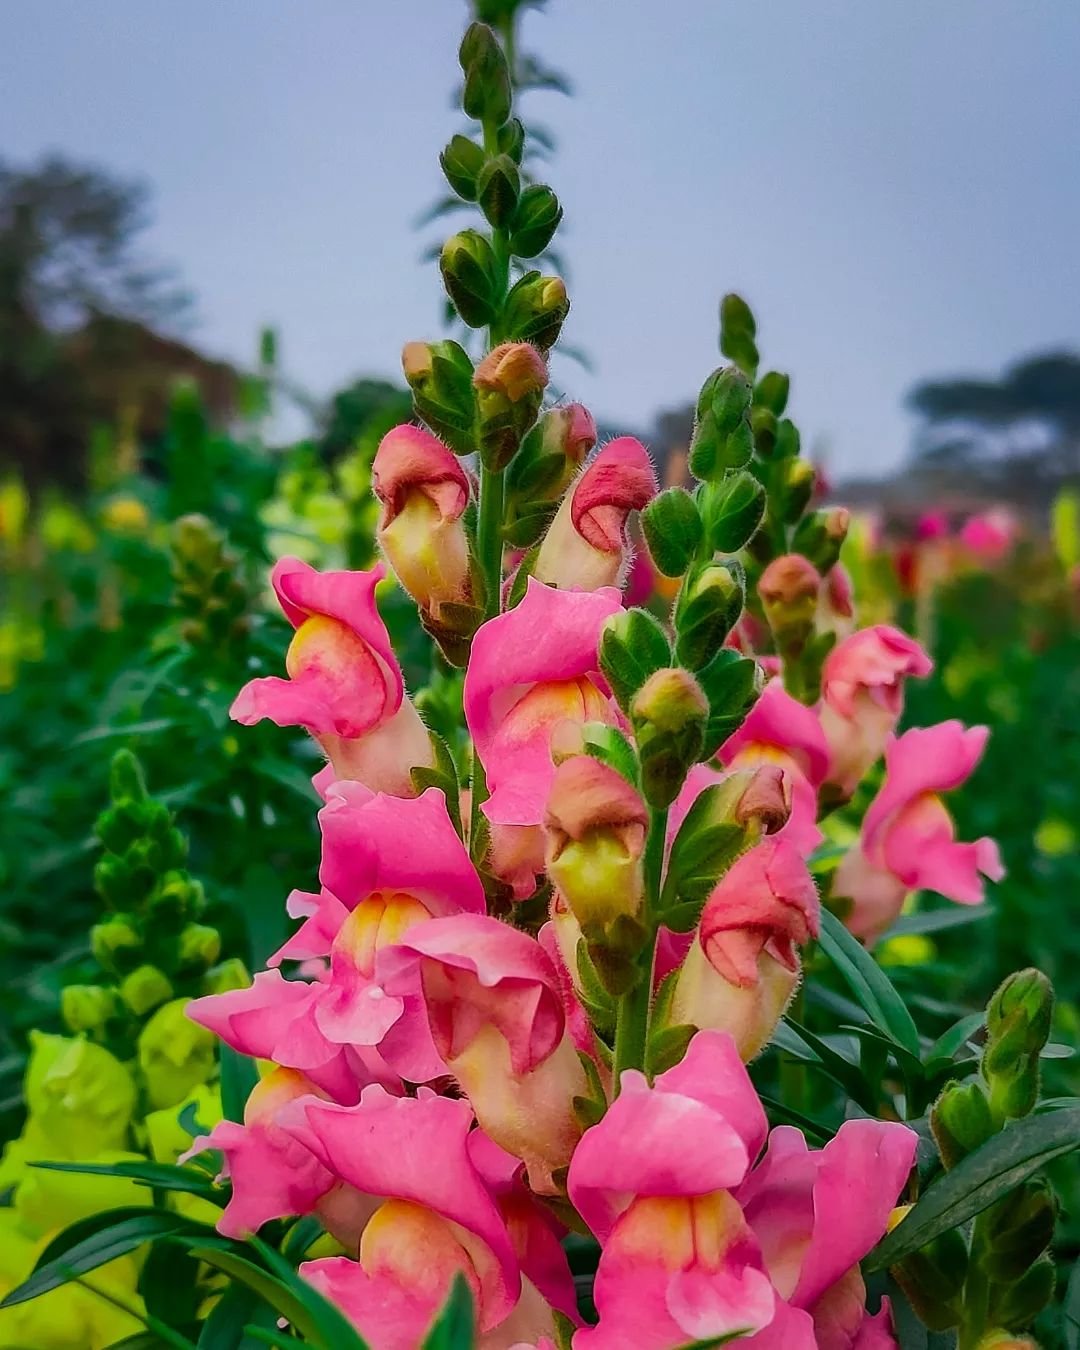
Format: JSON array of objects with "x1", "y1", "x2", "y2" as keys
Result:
[{"x1": 474, "y1": 342, "x2": 549, "y2": 402}]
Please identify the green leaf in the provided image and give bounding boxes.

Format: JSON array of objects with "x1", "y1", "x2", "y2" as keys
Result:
[
  {"x1": 1063, "y1": 1252, "x2": 1080, "y2": 1350},
  {"x1": 419, "y1": 1273, "x2": 476, "y2": 1348},
  {"x1": 925, "y1": 1012, "x2": 984, "y2": 1065},
  {"x1": 1, "y1": 1209, "x2": 217, "y2": 1308},
  {"x1": 220, "y1": 1043, "x2": 258, "y2": 1123},
  {"x1": 883, "y1": 906, "x2": 992, "y2": 939},
  {"x1": 754, "y1": 1092, "x2": 831, "y2": 1146},
  {"x1": 864, "y1": 1105, "x2": 1080, "y2": 1272},
  {"x1": 771, "y1": 1018, "x2": 877, "y2": 1112},
  {"x1": 30, "y1": 1159, "x2": 222, "y2": 1203},
  {"x1": 817, "y1": 908, "x2": 921, "y2": 1056},
  {"x1": 198, "y1": 1282, "x2": 279, "y2": 1348}
]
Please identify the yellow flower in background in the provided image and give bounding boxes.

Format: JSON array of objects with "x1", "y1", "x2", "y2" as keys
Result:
[
  {"x1": 39, "y1": 499, "x2": 96, "y2": 554},
  {"x1": 21, "y1": 1033, "x2": 136, "y2": 1159},
  {"x1": 138, "y1": 999, "x2": 217, "y2": 1110},
  {"x1": 0, "y1": 1212, "x2": 146, "y2": 1350},
  {"x1": 0, "y1": 478, "x2": 29, "y2": 550},
  {"x1": 100, "y1": 495, "x2": 150, "y2": 535},
  {"x1": 878, "y1": 934, "x2": 937, "y2": 967},
  {"x1": 1035, "y1": 816, "x2": 1076, "y2": 857}
]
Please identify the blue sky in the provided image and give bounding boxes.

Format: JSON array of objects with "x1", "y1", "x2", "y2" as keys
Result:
[{"x1": 4, "y1": 1, "x2": 1078, "y2": 475}]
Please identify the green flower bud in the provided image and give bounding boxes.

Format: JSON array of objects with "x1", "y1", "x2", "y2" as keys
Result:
[
  {"x1": 699, "y1": 470, "x2": 767, "y2": 553},
  {"x1": 754, "y1": 370, "x2": 790, "y2": 416},
  {"x1": 109, "y1": 749, "x2": 148, "y2": 807},
  {"x1": 497, "y1": 117, "x2": 525, "y2": 164},
  {"x1": 750, "y1": 405, "x2": 778, "y2": 458},
  {"x1": 96, "y1": 802, "x2": 144, "y2": 856},
  {"x1": 630, "y1": 668, "x2": 709, "y2": 808},
  {"x1": 719, "y1": 293, "x2": 759, "y2": 379},
  {"x1": 202, "y1": 957, "x2": 251, "y2": 996},
  {"x1": 674, "y1": 560, "x2": 745, "y2": 670},
  {"x1": 931, "y1": 1079, "x2": 996, "y2": 1169},
  {"x1": 439, "y1": 133, "x2": 486, "y2": 200},
  {"x1": 176, "y1": 923, "x2": 222, "y2": 973},
  {"x1": 138, "y1": 998, "x2": 217, "y2": 1110},
  {"x1": 148, "y1": 870, "x2": 202, "y2": 931},
  {"x1": 440, "y1": 230, "x2": 501, "y2": 328},
  {"x1": 689, "y1": 368, "x2": 754, "y2": 480},
  {"x1": 509, "y1": 183, "x2": 563, "y2": 258},
  {"x1": 791, "y1": 507, "x2": 850, "y2": 574},
  {"x1": 892, "y1": 1226, "x2": 968, "y2": 1332},
  {"x1": 503, "y1": 403, "x2": 597, "y2": 546},
  {"x1": 477, "y1": 153, "x2": 520, "y2": 228},
  {"x1": 91, "y1": 914, "x2": 143, "y2": 974},
  {"x1": 986, "y1": 1256, "x2": 1056, "y2": 1330},
  {"x1": 401, "y1": 339, "x2": 477, "y2": 453},
  {"x1": 501, "y1": 271, "x2": 569, "y2": 352},
  {"x1": 759, "y1": 553, "x2": 821, "y2": 661},
  {"x1": 472, "y1": 341, "x2": 548, "y2": 471},
  {"x1": 983, "y1": 969, "x2": 1054, "y2": 1123},
  {"x1": 598, "y1": 607, "x2": 673, "y2": 713},
  {"x1": 780, "y1": 458, "x2": 816, "y2": 524},
  {"x1": 119, "y1": 964, "x2": 174, "y2": 1017},
  {"x1": 696, "y1": 649, "x2": 763, "y2": 757},
  {"x1": 641, "y1": 487, "x2": 703, "y2": 578},
  {"x1": 459, "y1": 22, "x2": 512, "y2": 128},
  {"x1": 60, "y1": 984, "x2": 118, "y2": 1035},
  {"x1": 982, "y1": 1180, "x2": 1056, "y2": 1282}
]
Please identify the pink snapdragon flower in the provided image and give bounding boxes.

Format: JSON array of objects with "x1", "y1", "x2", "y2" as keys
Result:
[
  {"x1": 567, "y1": 1032, "x2": 917, "y2": 1350},
  {"x1": 306, "y1": 783, "x2": 485, "y2": 1082},
  {"x1": 230, "y1": 558, "x2": 434, "y2": 794},
  {"x1": 379, "y1": 914, "x2": 588, "y2": 1195},
  {"x1": 464, "y1": 579, "x2": 623, "y2": 895},
  {"x1": 372, "y1": 424, "x2": 471, "y2": 624},
  {"x1": 720, "y1": 679, "x2": 831, "y2": 855},
  {"x1": 533, "y1": 437, "x2": 658, "y2": 591},
  {"x1": 834, "y1": 720, "x2": 1005, "y2": 942},
  {"x1": 819, "y1": 625, "x2": 932, "y2": 798},
  {"x1": 181, "y1": 1067, "x2": 377, "y2": 1244},
  {"x1": 670, "y1": 837, "x2": 820, "y2": 1060},
  {"x1": 291, "y1": 1088, "x2": 567, "y2": 1348},
  {"x1": 958, "y1": 508, "x2": 1017, "y2": 562}
]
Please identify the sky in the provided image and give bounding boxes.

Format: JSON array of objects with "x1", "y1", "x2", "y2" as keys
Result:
[{"x1": 4, "y1": 1, "x2": 1079, "y2": 476}]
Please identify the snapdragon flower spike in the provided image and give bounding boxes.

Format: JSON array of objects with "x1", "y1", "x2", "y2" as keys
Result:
[
  {"x1": 182, "y1": 1067, "x2": 376, "y2": 1244},
  {"x1": 230, "y1": 557, "x2": 434, "y2": 794},
  {"x1": 372, "y1": 424, "x2": 472, "y2": 624},
  {"x1": 464, "y1": 579, "x2": 623, "y2": 895},
  {"x1": 310, "y1": 782, "x2": 485, "y2": 1082},
  {"x1": 720, "y1": 678, "x2": 831, "y2": 856},
  {"x1": 379, "y1": 914, "x2": 588, "y2": 1195},
  {"x1": 568, "y1": 1031, "x2": 917, "y2": 1350},
  {"x1": 670, "y1": 837, "x2": 820, "y2": 1061},
  {"x1": 834, "y1": 720, "x2": 1004, "y2": 943},
  {"x1": 534, "y1": 437, "x2": 658, "y2": 591},
  {"x1": 290, "y1": 1088, "x2": 557, "y2": 1346},
  {"x1": 819, "y1": 625, "x2": 932, "y2": 798}
]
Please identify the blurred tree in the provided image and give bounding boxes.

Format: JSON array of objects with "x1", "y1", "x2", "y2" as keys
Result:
[
  {"x1": 318, "y1": 377, "x2": 412, "y2": 463},
  {"x1": 0, "y1": 155, "x2": 238, "y2": 492},
  {"x1": 908, "y1": 352, "x2": 1080, "y2": 506}
]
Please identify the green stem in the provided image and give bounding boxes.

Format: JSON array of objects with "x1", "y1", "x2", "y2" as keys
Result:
[
  {"x1": 957, "y1": 1216, "x2": 992, "y2": 1350},
  {"x1": 612, "y1": 805, "x2": 669, "y2": 1090}
]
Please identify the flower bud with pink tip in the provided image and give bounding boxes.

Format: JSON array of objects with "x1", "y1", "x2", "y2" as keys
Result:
[
  {"x1": 819, "y1": 625, "x2": 932, "y2": 798},
  {"x1": 544, "y1": 755, "x2": 648, "y2": 941},
  {"x1": 669, "y1": 837, "x2": 820, "y2": 1061},
  {"x1": 534, "y1": 438, "x2": 658, "y2": 592},
  {"x1": 759, "y1": 554, "x2": 821, "y2": 660},
  {"x1": 230, "y1": 558, "x2": 434, "y2": 795},
  {"x1": 372, "y1": 425, "x2": 472, "y2": 631},
  {"x1": 834, "y1": 721, "x2": 1004, "y2": 943},
  {"x1": 473, "y1": 342, "x2": 549, "y2": 471},
  {"x1": 379, "y1": 914, "x2": 589, "y2": 1195}
]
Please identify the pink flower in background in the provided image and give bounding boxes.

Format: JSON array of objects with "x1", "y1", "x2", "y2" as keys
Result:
[
  {"x1": 721, "y1": 679, "x2": 831, "y2": 855},
  {"x1": 533, "y1": 437, "x2": 658, "y2": 591},
  {"x1": 379, "y1": 914, "x2": 588, "y2": 1194},
  {"x1": 230, "y1": 558, "x2": 433, "y2": 794},
  {"x1": 915, "y1": 511, "x2": 949, "y2": 542},
  {"x1": 464, "y1": 580, "x2": 622, "y2": 895},
  {"x1": 819, "y1": 625, "x2": 932, "y2": 797},
  {"x1": 959, "y1": 508, "x2": 1017, "y2": 562},
  {"x1": 670, "y1": 837, "x2": 820, "y2": 1061},
  {"x1": 835, "y1": 720, "x2": 1005, "y2": 942},
  {"x1": 372, "y1": 424, "x2": 471, "y2": 622},
  {"x1": 568, "y1": 1032, "x2": 916, "y2": 1350}
]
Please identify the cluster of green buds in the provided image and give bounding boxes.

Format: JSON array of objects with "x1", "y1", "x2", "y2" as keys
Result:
[
  {"x1": 898, "y1": 970, "x2": 1058, "y2": 1342},
  {"x1": 66, "y1": 750, "x2": 246, "y2": 1101},
  {"x1": 170, "y1": 512, "x2": 252, "y2": 658},
  {"x1": 644, "y1": 295, "x2": 852, "y2": 703}
]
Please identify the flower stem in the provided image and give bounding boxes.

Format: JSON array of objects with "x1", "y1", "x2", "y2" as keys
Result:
[{"x1": 612, "y1": 805, "x2": 669, "y2": 1091}]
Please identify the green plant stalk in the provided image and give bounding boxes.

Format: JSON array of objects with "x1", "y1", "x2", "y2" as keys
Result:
[
  {"x1": 957, "y1": 1214, "x2": 991, "y2": 1350},
  {"x1": 612, "y1": 806, "x2": 668, "y2": 1090}
]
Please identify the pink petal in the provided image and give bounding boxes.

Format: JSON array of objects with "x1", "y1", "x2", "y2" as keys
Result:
[{"x1": 721, "y1": 680, "x2": 831, "y2": 788}]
